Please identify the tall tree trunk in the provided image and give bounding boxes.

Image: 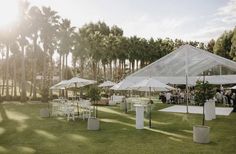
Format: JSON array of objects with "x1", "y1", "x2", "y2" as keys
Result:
[
  {"x1": 59, "y1": 54, "x2": 62, "y2": 97},
  {"x1": 6, "y1": 44, "x2": 10, "y2": 100},
  {"x1": 121, "y1": 60, "x2": 124, "y2": 75},
  {"x1": 62, "y1": 54, "x2": 65, "y2": 80},
  {"x1": 32, "y1": 36, "x2": 37, "y2": 99},
  {"x1": 65, "y1": 54, "x2": 68, "y2": 98},
  {"x1": 136, "y1": 60, "x2": 139, "y2": 71},
  {"x1": 109, "y1": 61, "x2": 112, "y2": 80},
  {"x1": 42, "y1": 46, "x2": 48, "y2": 102},
  {"x1": 0, "y1": 53, "x2": 3, "y2": 96},
  {"x1": 129, "y1": 61, "x2": 132, "y2": 73},
  {"x1": 66, "y1": 54, "x2": 68, "y2": 79},
  {"x1": 21, "y1": 45, "x2": 27, "y2": 102},
  {"x1": 80, "y1": 57, "x2": 84, "y2": 78},
  {"x1": 123, "y1": 60, "x2": 126, "y2": 78},
  {"x1": 11, "y1": 77, "x2": 13, "y2": 97},
  {"x1": 114, "y1": 59, "x2": 117, "y2": 81},
  {"x1": 140, "y1": 60, "x2": 144, "y2": 68},
  {"x1": 117, "y1": 60, "x2": 122, "y2": 81},
  {"x1": 2, "y1": 68, "x2": 5, "y2": 95},
  {"x1": 59, "y1": 54, "x2": 62, "y2": 81},
  {"x1": 92, "y1": 61, "x2": 97, "y2": 80},
  {"x1": 131, "y1": 61, "x2": 135, "y2": 73},
  {"x1": 13, "y1": 56, "x2": 17, "y2": 97},
  {"x1": 49, "y1": 53, "x2": 53, "y2": 99},
  {"x1": 79, "y1": 57, "x2": 84, "y2": 98},
  {"x1": 103, "y1": 64, "x2": 106, "y2": 80},
  {"x1": 97, "y1": 62, "x2": 100, "y2": 80},
  {"x1": 30, "y1": 67, "x2": 33, "y2": 97}
]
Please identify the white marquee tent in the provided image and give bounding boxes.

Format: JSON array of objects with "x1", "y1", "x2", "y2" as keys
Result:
[
  {"x1": 111, "y1": 45, "x2": 236, "y2": 112},
  {"x1": 112, "y1": 44, "x2": 236, "y2": 89},
  {"x1": 129, "y1": 44, "x2": 236, "y2": 84}
]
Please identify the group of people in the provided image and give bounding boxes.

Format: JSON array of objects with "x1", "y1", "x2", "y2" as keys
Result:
[
  {"x1": 159, "y1": 89, "x2": 194, "y2": 104},
  {"x1": 215, "y1": 89, "x2": 236, "y2": 107},
  {"x1": 159, "y1": 87, "x2": 236, "y2": 112}
]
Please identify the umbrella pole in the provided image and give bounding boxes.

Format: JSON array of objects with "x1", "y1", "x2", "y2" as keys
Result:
[{"x1": 75, "y1": 83, "x2": 79, "y2": 116}]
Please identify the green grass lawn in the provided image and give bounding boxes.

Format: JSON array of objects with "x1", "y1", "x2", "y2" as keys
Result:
[{"x1": 0, "y1": 102, "x2": 236, "y2": 154}]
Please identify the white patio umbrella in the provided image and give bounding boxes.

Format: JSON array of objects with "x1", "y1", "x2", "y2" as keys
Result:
[
  {"x1": 110, "y1": 77, "x2": 141, "y2": 90},
  {"x1": 130, "y1": 77, "x2": 175, "y2": 92},
  {"x1": 130, "y1": 77, "x2": 175, "y2": 128},
  {"x1": 66, "y1": 77, "x2": 97, "y2": 88},
  {"x1": 98, "y1": 81, "x2": 116, "y2": 88},
  {"x1": 50, "y1": 80, "x2": 70, "y2": 90},
  {"x1": 230, "y1": 85, "x2": 236, "y2": 89}
]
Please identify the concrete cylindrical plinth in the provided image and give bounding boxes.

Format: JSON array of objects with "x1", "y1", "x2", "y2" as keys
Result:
[
  {"x1": 134, "y1": 104, "x2": 144, "y2": 129},
  {"x1": 205, "y1": 100, "x2": 216, "y2": 121},
  {"x1": 210, "y1": 100, "x2": 216, "y2": 119},
  {"x1": 204, "y1": 101, "x2": 212, "y2": 121},
  {"x1": 193, "y1": 125, "x2": 210, "y2": 144}
]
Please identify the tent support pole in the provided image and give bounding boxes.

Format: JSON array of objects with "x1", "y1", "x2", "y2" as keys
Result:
[
  {"x1": 149, "y1": 87, "x2": 152, "y2": 128},
  {"x1": 220, "y1": 65, "x2": 222, "y2": 89},
  {"x1": 186, "y1": 75, "x2": 189, "y2": 113},
  {"x1": 185, "y1": 48, "x2": 189, "y2": 114}
]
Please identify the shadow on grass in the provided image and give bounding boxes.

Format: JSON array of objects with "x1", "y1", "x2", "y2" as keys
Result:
[
  {"x1": 0, "y1": 103, "x2": 120, "y2": 153},
  {"x1": 1, "y1": 102, "x2": 232, "y2": 153},
  {"x1": 98, "y1": 106, "x2": 172, "y2": 125},
  {"x1": 100, "y1": 117, "x2": 190, "y2": 142}
]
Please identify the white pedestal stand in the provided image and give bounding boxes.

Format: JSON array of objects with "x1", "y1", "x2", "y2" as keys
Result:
[
  {"x1": 209, "y1": 99, "x2": 216, "y2": 119},
  {"x1": 134, "y1": 104, "x2": 144, "y2": 129},
  {"x1": 204, "y1": 100, "x2": 216, "y2": 121}
]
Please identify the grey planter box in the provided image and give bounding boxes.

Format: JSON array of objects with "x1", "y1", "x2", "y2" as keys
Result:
[
  {"x1": 193, "y1": 125, "x2": 210, "y2": 144},
  {"x1": 87, "y1": 118, "x2": 100, "y2": 130}
]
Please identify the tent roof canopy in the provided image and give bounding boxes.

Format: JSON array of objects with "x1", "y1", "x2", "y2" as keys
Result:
[
  {"x1": 130, "y1": 44, "x2": 236, "y2": 77},
  {"x1": 111, "y1": 45, "x2": 236, "y2": 89}
]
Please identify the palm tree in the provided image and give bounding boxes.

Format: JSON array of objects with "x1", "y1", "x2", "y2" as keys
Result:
[
  {"x1": 128, "y1": 36, "x2": 140, "y2": 73},
  {"x1": 73, "y1": 29, "x2": 89, "y2": 78},
  {"x1": 116, "y1": 36, "x2": 129, "y2": 80},
  {"x1": 10, "y1": 42, "x2": 20, "y2": 98},
  {"x1": 89, "y1": 31, "x2": 103, "y2": 80},
  {"x1": 58, "y1": 18, "x2": 75, "y2": 80},
  {"x1": 40, "y1": 6, "x2": 60, "y2": 101},
  {"x1": 0, "y1": 26, "x2": 18, "y2": 100},
  {"x1": 28, "y1": 6, "x2": 43, "y2": 99},
  {"x1": 18, "y1": 35, "x2": 29, "y2": 102},
  {"x1": 17, "y1": 0, "x2": 30, "y2": 102}
]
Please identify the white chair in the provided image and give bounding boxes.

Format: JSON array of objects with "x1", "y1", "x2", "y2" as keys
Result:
[
  {"x1": 79, "y1": 100, "x2": 92, "y2": 120},
  {"x1": 51, "y1": 102, "x2": 61, "y2": 116}
]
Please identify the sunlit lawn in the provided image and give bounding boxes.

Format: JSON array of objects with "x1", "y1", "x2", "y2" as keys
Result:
[{"x1": 0, "y1": 101, "x2": 236, "y2": 154}]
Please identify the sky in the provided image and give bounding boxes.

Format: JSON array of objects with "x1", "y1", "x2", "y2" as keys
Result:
[
  {"x1": 26, "y1": 0, "x2": 236, "y2": 43},
  {"x1": 0, "y1": 0, "x2": 235, "y2": 42}
]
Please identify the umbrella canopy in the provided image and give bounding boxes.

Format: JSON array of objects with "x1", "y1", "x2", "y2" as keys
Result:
[
  {"x1": 50, "y1": 80, "x2": 70, "y2": 90},
  {"x1": 66, "y1": 77, "x2": 97, "y2": 88},
  {"x1": 98, "y1": 81, "x2": 116, "y2": 87},
  {"x1": 130, "y1": 77, "x2": 175, "y2": 92},
  {"x1": 230, "y1": 85, "x2": 236, "y2": 89},
  {"x1": 110, "y1": 77, "x2": 138, "y2": 90}
]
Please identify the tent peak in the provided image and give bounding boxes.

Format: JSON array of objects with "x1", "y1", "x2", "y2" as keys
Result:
[{"x1": 129, "y1": 44, "x2": 236, "y2": 78}]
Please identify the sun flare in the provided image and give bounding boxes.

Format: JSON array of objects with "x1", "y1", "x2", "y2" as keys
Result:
[{"x1": 0, "y1": 0, "x2": 19, "y2": 27}]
